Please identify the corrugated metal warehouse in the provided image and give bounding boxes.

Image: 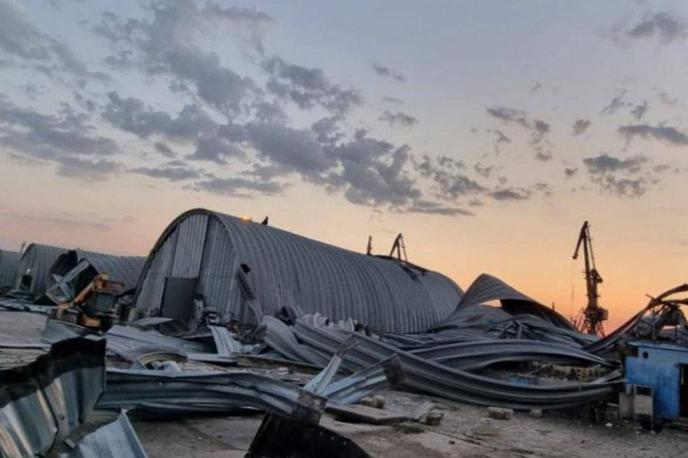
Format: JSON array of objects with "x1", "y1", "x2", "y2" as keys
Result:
[
  {"x1": 13, "y1": 243, "x2": 68, "y2": 298},
  {"x1": 134, "y1": 209, "x2": 463, "y2": 333},
  {"x1": 49, "y1": 249, "x2": 146, "y2": 292},
  {"x1": 0, "y1": 249, "x2": 21, "y2": 290}
]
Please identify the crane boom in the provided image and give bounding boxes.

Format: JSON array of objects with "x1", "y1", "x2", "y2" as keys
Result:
[{"x1": 572, "y1": 221, "x2": 608, "y2": 335}]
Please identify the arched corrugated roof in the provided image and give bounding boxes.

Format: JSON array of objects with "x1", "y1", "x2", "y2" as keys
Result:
[
  {"x1": 0, "y1": 249, "x2": 20, "y2": 289},
  {"x1": 135, "y1": 208, "x2": 463, "y2": 333},
  {"x1": 13, "y1": 243, "x2": 68, "y2": 297},
  {"x1": 49, "y1": 249, "x2": 146, "y2": 291}
]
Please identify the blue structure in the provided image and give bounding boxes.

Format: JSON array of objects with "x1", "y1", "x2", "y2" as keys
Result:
[{"x1": 625, "y1": 341, "x2": 688, "y2": 421}]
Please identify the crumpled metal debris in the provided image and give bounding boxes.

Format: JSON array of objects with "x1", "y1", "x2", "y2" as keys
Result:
[
  {"x1": 98, "y1": 341, "x2": 403, "y2": 422},
  {"x1": 263, "y1": 318, "x2": 622, "y2": 410},
  {"x1": 60, "y1": 412, "x2": 147, "y2": 458},
  {"x1": 0, "y1": 336, "x2": 106, "y2": 458}
]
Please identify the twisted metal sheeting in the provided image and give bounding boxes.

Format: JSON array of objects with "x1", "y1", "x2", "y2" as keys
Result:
[
  {"x1": 60, "y1": 412, "x2": 147, "y2": 458},
  {"x1": 104, "y1": 324, "x2": 209, "y2": 362},
  {"x1": 0, "y1": 337, "x2": 106, "y2": 458},
  {"x1": 98, "y1": 356, "x2": 400, "y2": 419},
  {"x1": 48, "y1": 250, "x2": 146, "y2": 293},
  {"x1": 408, "y1": 339, "x2": 611, "y2": 370},
  {"x1": 99, "y1": 368, "x2": 325, "y2": 419},
  {"x1": 438, "y1": 274, "x2": 575, "y2": 331},
  {"x1": 278, "y1": 321, "x2": 621, "y2": 410}
]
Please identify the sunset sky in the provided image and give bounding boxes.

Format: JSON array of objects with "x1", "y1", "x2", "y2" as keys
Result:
[{"x1": 1, "y1": 0, "x2": 688, "y2": 328}]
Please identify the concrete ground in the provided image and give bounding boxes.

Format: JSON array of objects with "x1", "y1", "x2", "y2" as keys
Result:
[
  {"x1": 2, "y1": 311, "x2": 688, "y2": 458},
  {"x1": 125, "y1": 394, "x2": 688, "y2": 458}
]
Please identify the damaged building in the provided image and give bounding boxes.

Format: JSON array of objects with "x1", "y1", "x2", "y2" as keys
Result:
[
  {"x1": 47, "y1": 249, "x2": 146, "y2": 298},
  {"x1": 0, "y1": 249, "x2": 20, "y2": 293},
  {"x1": 134, "y1": 209, "x2": 463, "y2": 333},
  {"x1": 11, "y1": 243, "x2": 68, "y2": 300}
]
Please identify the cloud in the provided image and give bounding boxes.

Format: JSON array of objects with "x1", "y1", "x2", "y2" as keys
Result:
[
  {"x1": 382, "y1": 96, "x2": 404, "y2": 104},
  {"x1": 263, "y1": 57, "x2": 361, "y2": 114},
  {"x1": 0, "y1": 209, "x2": 115, "y2": 232},
  {"x1": 56, "y1": 156, "x2": 122, "y2": 180},
  {"x1": 600, "y1": 90, "x2": 629, "y2": 115},
  {"x1": 489, "y1": 188, "x2": 530, "y2": 201},
  {"x1": 624, "y1": 12, "x2": 688, "y2": 44},
  {"x1": 130, "y1": 162, "x2": 202, "y2": 182},
  {"x1": 102, "y1": 92, "x2": 216, "y2": 140},
  {"x1": 658, "y1": 91, "x2": 678, "y2": 107},
  {"x1": 324, "y1": 131, "x2": 421, "y2": 208},
  {"x1": 413, "y1": 155, "x2": 485, "y2": 201},
  {"x1": 0, "y1": 0, "x2": 107, "y2": 83},
  {"x1": 487, "y1": 129, "x2": 511, "y2": 154},
  {"x1": 581, "y1": 153, "x2": 669, "y2": 198},
  {"x1": 244, "y1": 122, "x2": 333, "y2": 174},
  {"x1": 401, "y1": 200, "x2": 473, "y2": 216},
  {"x1": 534, "y1": 149, "x2": 552, "y2": 162},
  {"x1": 0, "y1": 95, "x2": 119, "y2": 164},
  {"x1": 630, "y1": 101, "x2": 649, "y2": 120},
  {"x1": 371, "y1": 64, "x2": 406, "y2": 82},
  {"x1": 583, "y1": 154, "x2": 647, "y2": 174},
  {"x1": 564, "y1": 167, "x2": 578, "y2": 178},
  {"x1": 3, "y1": 0, "x2": 562, "y2": 219},
  {"x1": 618, "y1": 124, "x2": 688, "y2": 146},
  {"x1": 93, "y1": 1, "x2": 268, "y2": 114},
  {"x1": 486, "y1": 106, "x2": 551, "y2": 160},
  {"x1": 193, "y1": 175, "x2": 283, "y2": 197},
  {"x1": 379, "y1": 110, "x2": 418, "y2": 128},
  {"x1": 474, "y1": 162, "x2": 497, "y2": 179},
  {"x1": 572, "y1": 119, "x2": 591, "y2": 136},
  {"x1": 154, "y1": 142, "x2": 176, "y2": 158}
]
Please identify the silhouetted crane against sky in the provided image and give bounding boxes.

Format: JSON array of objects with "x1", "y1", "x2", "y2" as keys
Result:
[{"x1": 572, "y1": 221, "x2": 608, "y2": 336}]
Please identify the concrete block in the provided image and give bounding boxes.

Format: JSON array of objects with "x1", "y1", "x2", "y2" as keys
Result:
[{"x1": 487, "y1": 407, "x2": 513, "y2": 420}]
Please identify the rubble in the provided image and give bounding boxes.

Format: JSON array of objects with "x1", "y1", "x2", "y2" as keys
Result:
[{"x1": 487, "y1": 407, "x2": 514, "y2": 420}]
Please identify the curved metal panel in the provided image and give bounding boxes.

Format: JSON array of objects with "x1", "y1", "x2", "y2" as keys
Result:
[{"x1": 440, "y1": 273, "x2": 575, "y2": 331}]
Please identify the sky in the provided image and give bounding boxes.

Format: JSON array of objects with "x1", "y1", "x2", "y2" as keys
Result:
[{"x1": 1, "y1": 0, "x2": 688, "y2": 329}]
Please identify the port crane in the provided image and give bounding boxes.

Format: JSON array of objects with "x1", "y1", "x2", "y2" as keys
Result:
[{"x1": 572, "y1": 221, "x2": 608, "y2": 335}]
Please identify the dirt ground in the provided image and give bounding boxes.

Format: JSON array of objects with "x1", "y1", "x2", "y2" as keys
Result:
[{"x1": 3, "y1": 310, "x2": 688, "y2": 458}]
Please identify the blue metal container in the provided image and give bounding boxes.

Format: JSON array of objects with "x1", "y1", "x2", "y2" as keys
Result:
[{"x1": 625, "y1": 341, "x2": 688, "y2": 421}]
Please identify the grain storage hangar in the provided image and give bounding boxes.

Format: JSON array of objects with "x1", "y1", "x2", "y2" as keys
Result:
[
  {"x1": 12, "y1": 244, "x2": 68, "y2": 299},
  {"x1": 0, "y1": 249, "x2": 21, "y2": 292},
  {"x1": 134, "y1": 209, "x2": 463, "y2": 333}
]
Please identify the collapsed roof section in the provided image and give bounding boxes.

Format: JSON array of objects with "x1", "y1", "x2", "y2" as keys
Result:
[
  {"x1": 49, "y1": 249, "x2": 146, "y2": 293},
  {"x1": 436, "y1": 273, "x2": 576, "y2": 331},
  {"x1": 12, "y1": 243, "x2": 68, "y2": 299},
  {"x1": 134, "y1": 209, "x2": 463, "y2": 334}
]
